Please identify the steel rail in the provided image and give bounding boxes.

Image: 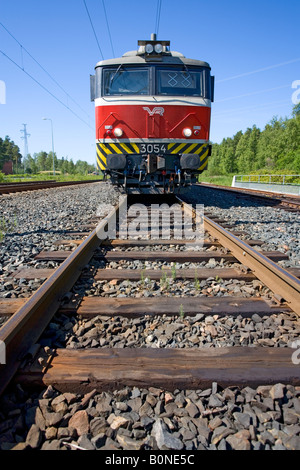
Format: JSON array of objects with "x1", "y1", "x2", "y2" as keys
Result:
[
  {"x1": 195, "y1": 182, "x2": 300, "y2": 209},
  {"x1": 0, "y1": 203, "x2": 118, "y2": 396},
  {"x1": 177, "y1": 196, "x2": 300, "y2": 316},
  {"x1": 0, "y1": 179, "x2": 102, "y2": 194}
]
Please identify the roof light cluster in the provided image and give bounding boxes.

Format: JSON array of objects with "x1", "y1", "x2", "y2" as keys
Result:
[
  {"x1": 138, "y1": 35, "x2": 170, "y2": 58},
  {"x1": 145, "y1": 42, "x2": 164, "y2": 54}
]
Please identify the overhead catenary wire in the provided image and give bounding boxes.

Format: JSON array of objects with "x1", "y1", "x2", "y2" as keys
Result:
[
  {"x1": 101, "y1": 0, "x2": 115, "y2": 57},
  {"x1": 155, "y1": 0, "x2": 162, "y2": 37},
  {"x1": 213, "y1": 99, "x2": 292, "y2": 118},
  {"x1": 215, "y1": 84, "x2": 292, "y2": 103},
  {"x1": 0, "y1": 48, "x2": 94, "y2": 130},
  {"x1": 83, "y1": 0, "x2": 104, "y2": 60},
  {"x1": 0, "y1": 22, "x2": 92, "y2": 120},
  {"x1": 216, "y1": 58, "x2": 300, "y2": 84}
]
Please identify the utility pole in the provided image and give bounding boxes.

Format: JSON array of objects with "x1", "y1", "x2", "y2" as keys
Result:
[{"x1": 20, "y1": 124, "x2": 30, "y2": 174}]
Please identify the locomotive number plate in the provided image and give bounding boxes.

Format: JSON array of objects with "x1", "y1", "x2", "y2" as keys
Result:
[{"x1": 139, "y1": 143, "x2": 167, "y2": 155}]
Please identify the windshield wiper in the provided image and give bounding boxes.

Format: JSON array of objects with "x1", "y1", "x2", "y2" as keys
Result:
[{"x1": 110, "y1": 64, "x2": 123, "y2": 84}]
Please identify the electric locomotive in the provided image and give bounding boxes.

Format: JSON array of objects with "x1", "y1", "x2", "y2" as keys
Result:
[{"x1": 90, "y1": 35, "x2": 214, "y2": 193}]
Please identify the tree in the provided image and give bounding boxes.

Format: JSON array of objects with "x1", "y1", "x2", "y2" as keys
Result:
[
  {"x1": 25, "y1": 154, "x2": 38, "y2": 174},
  {"x1": 1, "y1": 135, "x2": 97, "y2": 176},
  {"x1": 0, "y1": 136, "x2": 22, "y2": 173},
  {"x1": 68, "y1": 159, "x2": 75, "y2": 174},
  {"x1": 206, "y1": 104, "x2": 300, "y2": 176},
  {"x1": 235, "y1": 128, "x2": 252, "y2": 172},
  {"x1": 292, "y1": 103, "x2": 300, "y2": 118}
]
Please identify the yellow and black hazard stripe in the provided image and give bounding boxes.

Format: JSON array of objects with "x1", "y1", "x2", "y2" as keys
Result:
[
  {"x1": 198, "y1": 153, "x2": 209, "y2": 172},
  {"x1": 167, "y1": 142, "x2": 207, "y2": 155},
  {"x1": 167, "y1": 142, "x2": 210, "y2": 171},
  {"x1": 96, "y1": 142, "x2": 210, "y2": 172},
  {"x1": 197, "y1": 144, "x2": 210, "y2": 172},
  {"x1": 97, "y1": 142, "x2": 140, "y2": 171}
]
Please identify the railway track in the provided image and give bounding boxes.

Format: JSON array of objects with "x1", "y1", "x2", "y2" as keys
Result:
[
  {"x1": 0, "y1": 179, "x2": 102, "y2": 195},
  {"x1": 1, "y1": 194, "x2": 300, "y2": 392},
  {"x1": 197, "y1": 182, "x2": 300, "y2": 212},
  {"x1": 0, "y1": 192, "x2": 300, "y2": 450}
]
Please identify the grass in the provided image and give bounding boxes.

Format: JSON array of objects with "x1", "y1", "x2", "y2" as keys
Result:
[
  {"x1": 179, "y1": 304, "x2": 185, "y2": 320},
  {"x1": 140, "y1": 269, "x2": 146, "y2": 289},
  {"x1": 239, "y1": 174, "x2": 300, "y2": 184},
  {"x1": 197, "y1": 174, "x2": 234, "y2": 187},
  {"x1": 160, "y1": 270, "x2": 170, "y2": 291},
  {"x1": 0, "y1": 173, "x2": 103, "y2": 183},
  {"x1": 194, "y1": 276, "x2": 201, "y2": 292},
  {"x1": 198, "y1": 170, "x2": 300, "y2": 187},
  {"x1": 171, "y1": 263, "x2": 177, "y2": 280}
]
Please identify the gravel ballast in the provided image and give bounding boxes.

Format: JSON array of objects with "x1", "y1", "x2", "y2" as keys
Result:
[
  {"x1": 182, "y1": 185, "x2": 300, "y2": 269},
  {"x1": 0, "y1": 182, "x2": 299, "y2": 450},
  {"x1": 0, "y1": 182, "x2": 120, "y2": 297}
]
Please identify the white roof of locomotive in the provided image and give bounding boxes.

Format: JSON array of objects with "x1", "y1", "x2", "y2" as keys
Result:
[{"x1": 95, "y1": 49, "x2": 210, "y2": 69}]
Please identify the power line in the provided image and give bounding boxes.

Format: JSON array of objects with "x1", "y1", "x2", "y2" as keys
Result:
[
  {"x1": 155, "y1": 0, "x2": 162, "y2": 37},
  {"x1": 83, "y1": 0, "x2": 104, "y2": 59},
  {"x1": 101, "y1": 0, "x2": 115, "y2": 57},
  {"x1": 215, "y1": 84, "x2": 291, "y2": 103},
  {"x1": 0, "y1": 48, "x2": 93, "y2": 130},
  {"x1": 0, "y1": 22, "x2": 92, "y2": 119},
  {"x1": 216, "y1": 58, "x2": 300, "y2": 84},
  {"x1": 213, "y1": 99, "x2": 291, "y2": 118}
]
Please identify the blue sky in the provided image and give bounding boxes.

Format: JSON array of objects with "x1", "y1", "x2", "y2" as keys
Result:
[{"x1": 0, "y1": 0, "x2": 299, "y2": 166}]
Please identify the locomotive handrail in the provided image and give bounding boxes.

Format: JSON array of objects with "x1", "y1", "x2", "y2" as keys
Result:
[
  {"x1": 168, "y1": 113, "x2": 209, "y2": 140},
  {"x1": 97, "y1": 111, "x2": 121, "y2": 130}
]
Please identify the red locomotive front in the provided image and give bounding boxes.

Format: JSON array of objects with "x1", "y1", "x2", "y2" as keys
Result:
[{"x1": 90, "y1": 36, "x2": 214, "y2": 193}]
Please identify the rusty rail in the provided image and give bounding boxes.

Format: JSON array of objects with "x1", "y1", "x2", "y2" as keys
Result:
[
  {"x1": 0, "y1": 204, "x2": 117, "y2": 396},
  {"x1": 178, "y1": 196, "x2": 300, "y2": 316},
  {"x1": 196, "y1": 182, "x2": 300, "y2": 210},
  {"x1": 1, "y1": 195, "x2": 300, "y2": 397},
  {"x1": 0, "y1": 179, "x2": 102, "y2": 194}
]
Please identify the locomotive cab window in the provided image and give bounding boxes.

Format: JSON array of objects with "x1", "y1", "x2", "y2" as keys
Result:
[
  {"x1": 103, "y1": 67, "x2": 150, "y2": 96},
  {"x1": 156, "y1": 67, "x2": 211, "y2": 98}
]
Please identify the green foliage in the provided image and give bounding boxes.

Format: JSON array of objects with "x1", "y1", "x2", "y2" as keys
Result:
[
  {"x1": 194, "y1": 276, "x2": 201, "y2": 292},
  {"x1": 0, "y1": 136, "x2": 22, "y2": 173},
  {"x1": 292, "y1": 103, "x2": 300, "y2": 118},
  {"x1": 206, "y1": 107, "x2": 300, "y2": 175},
  {"x1": 26, "y1": 152, "x2": 96, "y2": 175},
  {"x1": 198, "y1": 174, "x2": 234, "y2": 186},
  {"x1": 160, "y1": 270, "x2": 169, "y2": 290},
  {"x1": 171, "y1": 263, "x2": 177, "y2": 280},
  {"x1": 140, "y1": 270, "x2": 145, "y2": 289},
  {"x1": 179, "y1": 304, "x2": 185, "y2": 319},
  {"x1": 1, "y1": 135, "x2": 96, "y2": 176}
]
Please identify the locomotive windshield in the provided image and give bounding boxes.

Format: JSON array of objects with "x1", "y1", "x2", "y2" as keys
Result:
[
  {"x1": 98, "y1": 65, "x2": 212, "y2": 99},
  {"x1": 157, "y1": 69, "x2": 207, "y2": 97},
  {"x1": 103, "y1": 68, "x2": 150, "y2": 96}
]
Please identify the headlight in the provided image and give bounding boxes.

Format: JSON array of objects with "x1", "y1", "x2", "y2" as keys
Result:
[
  {"x1": 154, "y1": 43, "x2": 163, "y2": 54},
  {"x1": 113, "y1": 127, "x2": 123, "y2": 137},
  {"x1": 183, "y1": 128, "x2": 192, "y2": 137},
  {"x1": 145, "y1": 44, "x2": 154, "y2": 54}
]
